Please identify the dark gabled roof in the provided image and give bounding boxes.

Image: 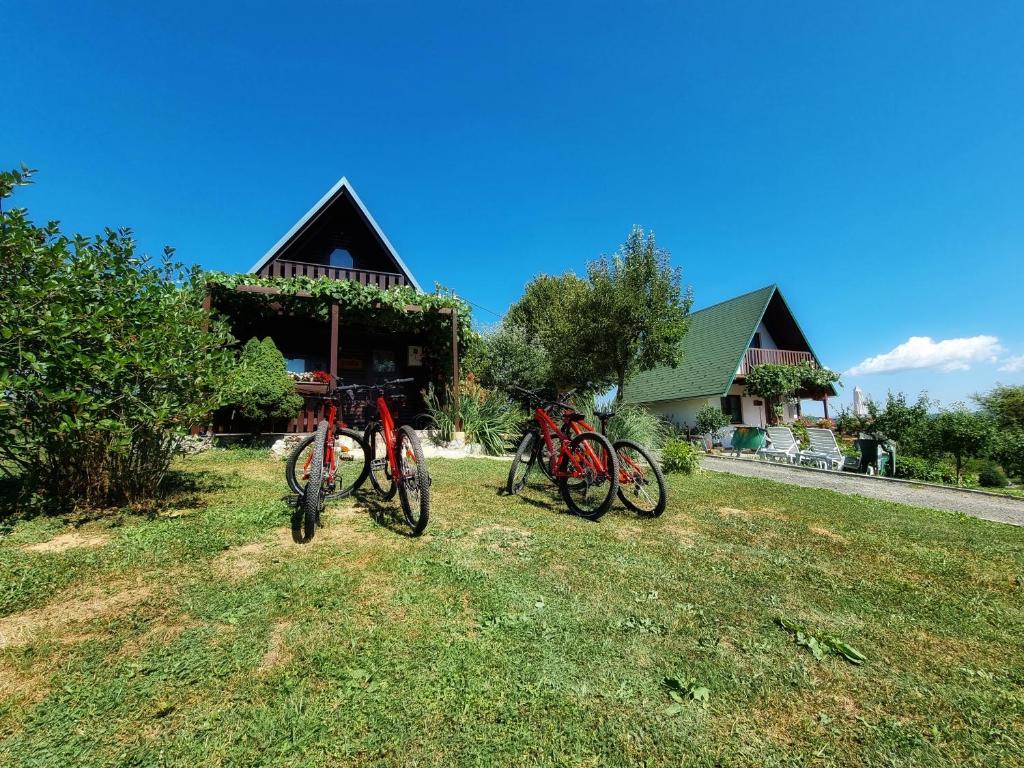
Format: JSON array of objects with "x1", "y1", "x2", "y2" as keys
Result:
[
  {"x1": 621, "y1": 285, "x2": 784, "y2": 404},
  {"x1": 248, "y1": 177, "x2": 423, "y2": 292}
]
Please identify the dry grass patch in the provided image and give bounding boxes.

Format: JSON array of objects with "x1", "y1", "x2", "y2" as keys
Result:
[
  {"x1": 259, "y1": 621, "x2": 293, "y2": 671},
  {"x1": 0, "y1": 582, "x2": 152, "y2": 650},
  {"x1": 22, "y1": 531, "x2": 111, "y2": 555},
  {"x1": 809, "y1": 526, "x2": 849, "y2": 544}
]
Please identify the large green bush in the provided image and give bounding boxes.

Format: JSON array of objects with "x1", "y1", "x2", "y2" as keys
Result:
[
  {"x1": 0, "y1": 167, "x2": 233, "y2": 510},
  {"x1": 466, "y1": 322, "x2": 551, "y2": 394},
  {"x1": 695, "y1": 404, "x2": 731, "y2": 438},
  {"x1": 220, "y1": 338, "x2": 303, "y2": 425},
  {"x1": 894, "y1": 456, "x2": 960, "y2": 485}
]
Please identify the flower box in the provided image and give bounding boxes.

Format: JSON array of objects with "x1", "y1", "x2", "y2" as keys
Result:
[{"x1": 295, "y1": 381, "x2": 329, "y2": 395}]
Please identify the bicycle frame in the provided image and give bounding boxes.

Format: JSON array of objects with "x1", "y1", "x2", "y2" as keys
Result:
[
  {"x1": 532, "y1": 406, "x2": 610, "y2": 479},
  {"x1": 301, "y1": 395, "x2": 358, "y2": 487},
  {"x1": 374, "y1": 393, "x2": 402, "y2": 478},
  {"x1": 564, "y1": 413, "x2": 647, "y2": 483}
]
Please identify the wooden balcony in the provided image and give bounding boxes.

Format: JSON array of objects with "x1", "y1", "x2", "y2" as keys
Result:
[
  {"x1": 259, "y1": 259, "x2": 408, "y2": 289},
  {"x1": 738, "y1": 348, "x2": 815, "y2": 375}
]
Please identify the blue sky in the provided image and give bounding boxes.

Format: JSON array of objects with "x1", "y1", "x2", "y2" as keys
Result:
[{"x1": 4, "y1": 2, "x2": 1023, "y2": 413}]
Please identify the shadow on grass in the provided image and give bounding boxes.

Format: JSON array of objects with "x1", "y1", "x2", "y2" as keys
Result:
[{"x1": 351, "y1": 491, "x2": 419, "y2": 538}]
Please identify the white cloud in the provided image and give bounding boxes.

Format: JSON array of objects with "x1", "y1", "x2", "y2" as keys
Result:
[
  {"x1": 999, "y1": 355, "x2": 1024, "y2": 372},
  {"x1": 846, "y1": 335, "x2": 1003, "y2": 375}
]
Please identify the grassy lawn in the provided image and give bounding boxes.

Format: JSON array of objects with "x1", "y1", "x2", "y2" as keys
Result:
[{"x1": 1, "y1": 451, "x2": 1022, "y2": 767}]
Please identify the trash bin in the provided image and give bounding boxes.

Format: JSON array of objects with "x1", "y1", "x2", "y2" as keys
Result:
[{"x1": 847, "y1": 436, "x2": 896, "y2": 476}]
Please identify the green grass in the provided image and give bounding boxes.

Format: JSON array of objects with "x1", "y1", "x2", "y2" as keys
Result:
[{"x1": 1, "y1": 451, "x2": 1023, "y2": 766}]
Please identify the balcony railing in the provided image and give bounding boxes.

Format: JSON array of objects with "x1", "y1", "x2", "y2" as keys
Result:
[
  {"x1": 259, "y1": 259, "x2": 408, "y2": 289},
  {"x1": 738, "y1": 348, "x2": 815, "y2": 375}
]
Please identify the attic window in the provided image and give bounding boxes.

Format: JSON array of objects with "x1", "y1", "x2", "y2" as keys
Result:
[{"x1": 328, "y1": 248, "x2": 353, "y2": 268}]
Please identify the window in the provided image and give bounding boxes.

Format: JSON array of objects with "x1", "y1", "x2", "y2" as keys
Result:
[
  {"x1": 750, "y1": 332, "x2": 762, "y2": 349},
  {"x1": 720, "y1": 395, "x2": 743, "y2": 424},
  {"x1": 285, "y1": 357, "x2": 306, "y2": 374},
  {"x1": 328, "y1": 248, "x2": 353, "y2": 268},
  {"x1": 372, "y1": 349, "x2": 397, "y2": 374}
]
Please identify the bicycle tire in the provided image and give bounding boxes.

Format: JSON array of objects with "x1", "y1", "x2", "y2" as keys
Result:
[
  {"x1": 364, "y1": 423, "x2": 397, "y2": 500},
  {"x1": 396, "y1": 425, "x2": 430, "y2": 535},
  {"x1": 285, "y1": 428, "x2": 369, "y2": 499},
  {"x1": 557, "y1": 431, "x2": 619, "y2": 520},
  {"x1": 299, "y1": 421, "x2": 329, "y2": 541},
  {"x1": 614, "y1": 440, "x2": 667, "y2": 517},
  {"x1": 506, "y1": 431, "x2": 538, "y2": 495}
]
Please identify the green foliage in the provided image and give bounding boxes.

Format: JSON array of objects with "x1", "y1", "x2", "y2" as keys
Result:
[
  {"x1": 977, "y1": 461, "x2": 1009, "y2": 488},
  {"x1": 220, "y1": 338, "x2": 303, "y2": 424},
  {"x1": 695, "y1": 404, "x2": 731, "y2": 437},
  {"x1": 990, "y1": 429, "x2": 1024, "y2": 481},
  {"x1": 930, "y1": 404, "x2": 996, "y2": 482},
  {"x1": 894, "y1": 456, "x2": 961, "y2": 485},
  {"x1": 505, "y1": 227, "x2": 692, "y2": 394},
  {"x1": 745, "y1": 361, "x2": 842, "y2": 425},
  {"x1": 776, "y1": 617, "x2": 867, "y2": 665},
  {"x1": 0, "y1": 167, "x2": 233, "y2": 511},
  {"x1": 660, "y1": 439, "x2": 702, "y2": 474},
  {"x1": 587, "y1": 227, "x2": 693, "y2": 398},
  {"x1": 974, "y1": 384, "x2": 1024, "y2": 430},
  {"x1": 576, "y1": 397, "x2": 671, "y2": 450},
  {"x1": 424, "y1": 378, "x2": 526, "y2": 455},
  {"x1": 204, "y1": 272, "x2": 475, "y2": 370},
  {"x1": 465, "y1": 322, "x2": 551, "y2": 393},
  {"x1": 744, "y1": 363, "x2": 802, "y2": 424}
]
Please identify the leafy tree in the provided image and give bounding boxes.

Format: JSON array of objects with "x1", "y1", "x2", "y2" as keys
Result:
[
  {"x1": 744, "y1": 364, "x2": 802, "y2": 425},
  {"x1": 929, "y1": 404, "x2": 995, "y2": 483},
  {"x1": 863, "y1": 391, "x2": 934, "y2": 453},
  {"x1": 220, "y1": 338, "x2": 303, "y2": 425},
  {"x1": 587, "y1": 227, "x2": 692, "y2": 401},
  {"x1": 974, "y1": 384, "x2": 1024, "y2": 430},
  {"x1": 465, "y1": 322, "x2": 551, "y2": 394},
  {"x1": 505, "y1": 228, "x2": 691, "y2": 397},
  {"x1": 695, "y1": 403, "x2": 732, "y2": 437},
  {"x1": 990, "y1": 429, "x2": 1024, "y2": 481},
  {"x1": 0, "y1": 167, "x2": 233, "y2": 510}
]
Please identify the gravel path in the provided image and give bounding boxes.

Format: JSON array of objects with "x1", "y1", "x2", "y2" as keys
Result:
[{"x1": 702, "y1": 456, "x2": 1024, "y2": 527}]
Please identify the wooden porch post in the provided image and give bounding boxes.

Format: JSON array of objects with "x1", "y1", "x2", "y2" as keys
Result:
[
  {"x1": 451, "y1": 308, "x2": 462, "y2": 432},
  {"x1": 329, "y1": 302, "x2": 339, "y2": 383},
  {"x1": 822, "y1": 395, "x2": 829, "y2": 421},
  {"x1": 201, "y1": 288, "x2": 212, "y2": 332}
]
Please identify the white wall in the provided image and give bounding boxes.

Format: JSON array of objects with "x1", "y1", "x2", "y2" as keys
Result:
[
  {"x1": 644, "y1": 397, "x2": 718, "y2": 430},
  {"x1": 752, "y1": 321, "x2": 779, "y2": 350}
]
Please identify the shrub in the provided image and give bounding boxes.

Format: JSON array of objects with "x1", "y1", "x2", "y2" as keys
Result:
[
  {"x1": 220, "y1": 338, "x2": 303, "y2": 425},
  {"x1": 977, "y1": 462, "x2": 1009, "y2": 488},
  {"x1": 0, "y1": 167, "x2": 233, "y2": 511},
  {"x1": 661, "y1": 439, "x2": 702, "y2": 474},
  {"x1": 577, "y1": 398, "x2": 671, "y2": 451},
  {"x1": 894, "y1": 456, "x2": 959, "y2": 485},
  {"x1": 790, "y1": 421, "x2": 810, "y2": 449},
  {"x1": 695, "y1": 404, "x2": 731, "y2": 438},
  {"x1": 424, "y1": 378, "x2": 526, "y2": 455},
  {"x1": 930, "y1": 405, "x2": 996, "y2": 483},
  {"x1": 990, "y1": 429, "x2": 1024, "y2": 482},
  {"x1": 466, "y1": 322, "x2": 551, "y2": 394}
]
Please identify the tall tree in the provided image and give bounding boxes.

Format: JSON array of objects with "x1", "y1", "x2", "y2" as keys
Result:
[
  {"x1": 587, "y1": 227, "x2": 692, "y2": 401},
  {"x1": 974, "y1": 384, "x2": 1024, "y2": 430}
]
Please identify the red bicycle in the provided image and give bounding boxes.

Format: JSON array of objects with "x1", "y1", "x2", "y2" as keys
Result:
[
  {"x1": 360, "y1": 378, "x2": 431, "y2": 536},
  {"x1": 508, "y1": 389, "x2": 667, "y2": 517},
  {"x1": 287, "y1": 383, "x2": 370, "y2": 541},
  {"x1": 505, "y1": 387, "x2": 619, "y2": 519}
]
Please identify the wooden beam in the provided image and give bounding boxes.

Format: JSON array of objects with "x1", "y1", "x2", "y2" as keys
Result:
[
  {"x1": 451, "y1": 307, "x2": 462, "y2": 432},
  {"x1": 329, "y1": 302, "x2": 339, "y2": 383},
  {"x1": 201, "y1": 288, "x2": 211, "y2": 332}
]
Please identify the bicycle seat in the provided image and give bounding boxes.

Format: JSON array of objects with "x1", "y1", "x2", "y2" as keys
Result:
[
  {"x1": 593, "y1": 410, "x2": 615, "y2": 421},
  {"x1": 563, "y1": 413, "x2": 587, "y2": 422}
]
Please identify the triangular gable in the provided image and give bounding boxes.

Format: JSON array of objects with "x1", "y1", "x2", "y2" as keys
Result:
[
  {"x1": 248, "y1": 177, "x2": 423, "y2": 292},
  {"x1": 622, "y1": 285, "x2": 776, "y2": 404},
  {"x1": 622, "y1": 284, "x2": 831, "y2": 405}
]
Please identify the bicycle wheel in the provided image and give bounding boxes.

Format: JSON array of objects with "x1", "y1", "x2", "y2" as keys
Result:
[
  {"x1": 506, "y1": 431, "x2": 538, "y2": 495},
  {"x1": 299, "y1": 421, "x2": 329, "y2": 541},
  {"x1": 557, "y1": 431, "x2": 619, "y2": 520},
  {"x1": 396, "y1": 425, "x2": 430, "y2": 535},
  {"x1": 286, "y1": 428, "x2": 369, "y2": 499},
  {"x1": 614, "y1": 440, "x2": 667, "y2": 517},
  {"x1": 365, "y1": 423, "x2": 397, "y2": 500}
]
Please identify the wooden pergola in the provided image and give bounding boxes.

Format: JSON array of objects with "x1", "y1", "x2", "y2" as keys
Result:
[{"x1": 203, "y1": 284, "x2": 462, "y2": 430}]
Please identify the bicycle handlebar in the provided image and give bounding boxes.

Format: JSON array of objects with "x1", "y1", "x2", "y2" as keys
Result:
[{"x1": 510, "y1": 385, "x2": 576, "y2": 415}]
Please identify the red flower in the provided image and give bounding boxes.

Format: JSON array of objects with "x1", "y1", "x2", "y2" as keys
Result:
[{"x1": 311, "y1": 370, "x2": 332, "y2": 383}]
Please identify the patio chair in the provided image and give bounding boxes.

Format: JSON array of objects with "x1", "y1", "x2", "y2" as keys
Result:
[
  {"x1": 756, "y1": 427, "x2": 800, "y2": 463},
  {"x1": 799, "y1": 428, "x2": 844, "y2": 470}
]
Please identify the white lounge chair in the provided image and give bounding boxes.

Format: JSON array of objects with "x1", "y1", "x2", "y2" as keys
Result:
[
  {"x1": 800, "y1": 428, "x2": 844, "y2": 470},
  {"x1": 757, "y1": 427, "x2": 800, "y2": 463}
]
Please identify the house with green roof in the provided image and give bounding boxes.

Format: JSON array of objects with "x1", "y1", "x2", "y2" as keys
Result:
[{"x1": 621, "y1": 285, "x2": 833, "y2": 429}]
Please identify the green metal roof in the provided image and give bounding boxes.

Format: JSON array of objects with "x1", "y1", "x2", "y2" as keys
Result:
[{"x1": 621, "y1": 285, "x2": 777, "y2": 404}]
